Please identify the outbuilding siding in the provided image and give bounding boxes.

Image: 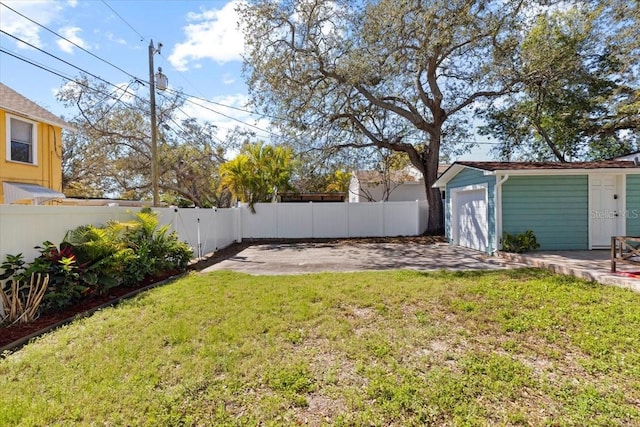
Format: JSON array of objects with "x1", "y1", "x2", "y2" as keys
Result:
[
  {"x1": 625, "y1": 174, "x2": 640, "y2": 236},
  {"x1": 445, "y1": 168, "x2": 496, "y2": 252},
  {"x1": 502, "y1": 175, "x2": 588, "y2": 250}
]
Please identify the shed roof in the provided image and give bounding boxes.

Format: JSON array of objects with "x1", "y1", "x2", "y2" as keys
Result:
[
  {"x1": 434, "y1": 160, "x2": 640, "y2": 188},
  {"x1": 0, "y1": 83, "x2": 72, "y2": 129},
  {"x1": 456, "y1": 160, "x2": 640, "y2": 171}
]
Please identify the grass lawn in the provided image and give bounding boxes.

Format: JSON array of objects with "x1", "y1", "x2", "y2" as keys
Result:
[{"x1": 1, "y1": 268, "x2": 640, "y2": 426}]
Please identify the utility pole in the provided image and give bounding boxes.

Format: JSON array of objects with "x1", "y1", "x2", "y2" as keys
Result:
[
  {"x1": 149, "y1": 39, "x2": 160, "y2": 207},
  {"x1": 148, "y1": 40, "x2": 168, "y2": 207}
]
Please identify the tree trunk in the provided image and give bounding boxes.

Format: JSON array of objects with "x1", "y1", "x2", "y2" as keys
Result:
[
  {"x1": 403, "y1": 131, "x2": 445, "y2": 235},
  {"x1": 400, "y1": 132, "x2": 444, "y2": 236},
  {"x1": 422, "y1": 144, "x2": 444, "y2": 235}
]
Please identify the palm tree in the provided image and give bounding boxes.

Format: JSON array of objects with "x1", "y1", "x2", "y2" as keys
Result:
[{"x1": 218, "y1": 142, "x2": 294, "y2": 211}]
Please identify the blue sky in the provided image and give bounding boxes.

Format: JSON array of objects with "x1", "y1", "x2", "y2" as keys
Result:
[{"x1": 0, "y1": 0, "x2": 491, "y2": 160}]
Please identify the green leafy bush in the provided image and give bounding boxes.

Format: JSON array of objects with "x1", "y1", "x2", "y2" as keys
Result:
[
  {"x1": 63, "y1": 224, "x2": 134, "y2": 292},
  {"x1": 501, "y1": 230, "x2": 540, "y2": 253},
  {"x1": 116, "y1": 209, "x2": 193, "y2": 286},
  {"x1": 0, "y1": 209, "x2": 193, "y2": 318},
  {"x1": 25, "y1": 242, "x2": 88, "y2": 312}
]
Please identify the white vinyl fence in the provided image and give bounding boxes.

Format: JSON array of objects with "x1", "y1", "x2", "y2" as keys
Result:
[
  {"x1": 0, "y1": 200, "x2": 428, "y2": 265},
  {"x1": 241, "y1": 200, "x2": 428, "y2": 239}
]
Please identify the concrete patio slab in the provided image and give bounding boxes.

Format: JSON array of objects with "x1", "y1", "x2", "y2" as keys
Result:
[
  {"x1": 499, "y1": 250, "x2": 640, "y2": 292},
  {"x1": 202, "y1": 241, "x2": 524, "y2": 275}
]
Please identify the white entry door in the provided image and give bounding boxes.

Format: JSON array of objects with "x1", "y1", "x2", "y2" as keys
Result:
[
  {"x1": 590, "y1": 175, "x2": 621, "y2": 248},
  {"x1": 453, "y1": 188, "x2": 488, "y2": 251}
]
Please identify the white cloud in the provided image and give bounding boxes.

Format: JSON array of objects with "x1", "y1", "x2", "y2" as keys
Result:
[
  {"x1": 56, "y1": 26, "x2": 88, "y2": 53},
  {"x1": 176, "y1": 93, "x2": 273, "y2": 141},
  {"x1": 0, "y1": 0, "x2": 62, "y2": 49},
  {"x1": 169, "y1": 0, "x2": 246, "y2": 71},
  {"x1": 105, "y1": 31, "x2": 127, "y2": 45}
]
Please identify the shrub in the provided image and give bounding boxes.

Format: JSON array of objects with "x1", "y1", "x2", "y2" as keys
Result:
[
  {"x1": 25, "y1": 242, "x2": 88, "y2": 313},
  {"x1": 501, "y1": 230, "x2": 540, "y2": 253},
  {"x1": 62, "y1": 225, "x2": 134, "y2": 292},
  {"x1": 115, "y1": 209, "x2": 193, "y2": 286},
  {"x1": 0, "y1": 209, "x2": 193, "y2": 318}
]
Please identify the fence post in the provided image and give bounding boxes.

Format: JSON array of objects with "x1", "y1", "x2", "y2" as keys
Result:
[
  {"x1": 212, "y1": 208, "x2": 218, "y2": 251},
  {"x1": 415, "y1": 200, "x2": 420, "y2": 235},
  {"x1": 235, "y1": 206, "x2": 242, "y2": 242},
  {"x1": 346, "y1": 202, "x2": 351, "y2": 238},
  {"x1": 310, "y1": 201, "x2": 314, "y2": 238},
  {"x1": 380, "y1": 201, "x2": 385, "y2": 236}
]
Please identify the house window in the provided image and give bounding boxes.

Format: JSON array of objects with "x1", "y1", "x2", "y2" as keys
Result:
[{"x1": 7, "y1": 115, "x2": 37, "y2": 164}]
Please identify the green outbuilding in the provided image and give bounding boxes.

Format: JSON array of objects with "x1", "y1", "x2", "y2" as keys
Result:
[{"x1": 433, "y1": 161, "x2": 640, "y2": 253}]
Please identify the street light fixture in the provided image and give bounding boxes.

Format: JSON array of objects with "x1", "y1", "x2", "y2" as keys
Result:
[{"x1": 148, "y1": 39, "x2": 167, "y2": 207}]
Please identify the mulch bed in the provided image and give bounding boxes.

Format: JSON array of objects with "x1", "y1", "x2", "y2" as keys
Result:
[{"x1": 1, "y1": 236, "x2": 444, "y2": 350}]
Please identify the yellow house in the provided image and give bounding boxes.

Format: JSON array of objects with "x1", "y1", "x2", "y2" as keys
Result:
[{"x1": 0, "y1": 83, "x2": 72, "y2": 204}]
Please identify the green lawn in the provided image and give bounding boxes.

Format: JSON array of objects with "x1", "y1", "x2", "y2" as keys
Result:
[{"x1": 1, "y1": 269, "x2": 640, "y2": 426}]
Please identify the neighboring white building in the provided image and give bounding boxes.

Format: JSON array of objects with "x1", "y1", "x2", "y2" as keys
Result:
[
  {"x1": 614, "y1": 152, "x2": 640, "y2": 162},
  {"x1": 349, "y1": 165, "x2": 449, "y2": 203}
]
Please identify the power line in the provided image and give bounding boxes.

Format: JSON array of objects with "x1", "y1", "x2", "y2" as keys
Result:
[
  {"x1": 0, "y1": 1, "x2": 281, "y2": 135},
  {"x1": 0, "y1": 48, "x2": 75, "y2": 84},
  {"x1": 100, "y1": 0, "x2": 146, "y2": 42},
  {"x1": 0, "y1": 1, "x2": 139, "y2": 82},
  {"x1": 0, "y1": 2, "x2": 296, "y2": 139},
  {"x1": 0, "y1": 29, "x2": 138, "y2": 97},
  {"x1": 178, "y1": 94, "x2": 279, "y2": 137},
  {"x1": 163, "y1": 86, "x2": 283, "y2": 122},
  {"x1": 0, "y1": 47, "x2": 139, "y2": 118}
]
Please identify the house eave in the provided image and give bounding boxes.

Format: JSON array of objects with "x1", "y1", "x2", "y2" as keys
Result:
[
  {"x1": 2, "y1": 107, "x2": 75, "y2": 131},
  {"x1": 487, "y1": 168, "x2": 640, "y2": 176},
  {"x1": 433, "y1": 164, "x2": 640, "y2": 187}
]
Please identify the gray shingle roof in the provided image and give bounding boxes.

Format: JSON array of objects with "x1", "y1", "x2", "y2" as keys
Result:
[
  {"x1": 433, "y1": 160, "x2": 640, "y2": 188},
  {"x1": 455, "y1": 160, "x2": 640, "y2": 170},
  {"x1": 0, "y1": 83, "x2": 72, "y2": 129}
]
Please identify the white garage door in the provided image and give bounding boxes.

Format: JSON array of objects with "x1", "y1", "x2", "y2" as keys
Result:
[{"x1": 454, "y1": 189, "x2": 488, "y2": 251}]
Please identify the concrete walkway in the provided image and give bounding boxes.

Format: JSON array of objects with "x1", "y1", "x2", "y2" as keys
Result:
[
  {"x1": 499, "y1": 250, "x2": 640, "y2": 292},
  {"x1": 202, "y1": 241, "x2": 522, "y2": 275}
]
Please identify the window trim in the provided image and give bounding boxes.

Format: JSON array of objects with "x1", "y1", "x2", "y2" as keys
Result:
[{"x1": 6, "y1": 114, "x2": 38, "y2": 165}]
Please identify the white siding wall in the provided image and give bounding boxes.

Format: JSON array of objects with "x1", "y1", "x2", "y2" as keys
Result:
[
  {"x1": 351, "y1": 183, "x2": 427, "y2": 202},
  {"x1": 0, "y1": 201, "x2": 428, "y2": 264}
]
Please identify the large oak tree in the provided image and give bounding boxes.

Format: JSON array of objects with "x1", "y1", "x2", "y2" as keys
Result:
[
  {"x1": 239, "y1": 0, "x2": 527, "y2": 233},
  {"x1": 480, "y1": 4, "x2": 640, "y2": 161}
]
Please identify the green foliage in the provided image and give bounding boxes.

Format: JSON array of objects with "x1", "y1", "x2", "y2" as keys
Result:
[
  {"x1": 219, "y1": 141, "x2": 294, "y2": 211},
  {"x1": 240, "y1": 0, "x2": 529, "y2": 233},
  {"x1": 59, "y1": 78, "x2": 229, "y2": 206},
  {"x1": 501, "y1": 230, "x2": 541, "y2": 253},
  {"x1": 0, "y1": 209, "x2": 193, "y2": 317},
  {"x1": 25, "y1": 242, "x2": 87, "y2": 312},
  {"x1": 116, "y1": 210, "x2": 193, "y2": 285},
  {"x1": 63, "y1": 224, "x2": 133, "y2": 292},
  {"x1": 0, "y1": 254, "x2": 26, "y2": 281},
  {"x1": 324, "y1": 170, "x2": 351, "y2": 193},
  {"x1": 480, "y1": 6, "x2": 639, "y2": 161}
]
